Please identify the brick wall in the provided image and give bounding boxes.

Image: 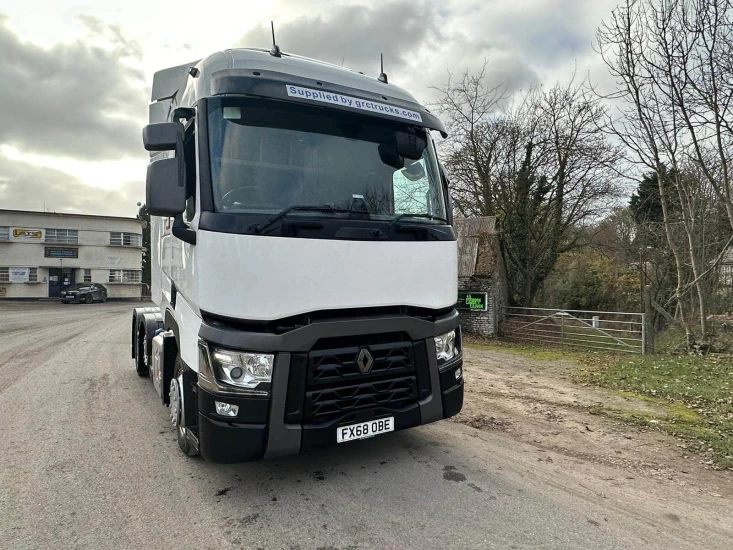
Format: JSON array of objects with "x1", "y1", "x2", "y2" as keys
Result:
[{"x1": 458, "y1": 277, "x2": 497, "y2": 337}]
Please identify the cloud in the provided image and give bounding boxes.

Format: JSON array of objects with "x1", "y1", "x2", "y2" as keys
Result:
[
  {"x1": 237, "y1": 1, "x2": 539, "y2": 104},
  {"x1": 0, "y1": 14, "x2": 148, "y2": 162},
  {"x1": 0, "y1": 156, "x2": 143, "y2": 217},
  {"x1": 239, "y1": 1, "x2": 441, "y2": 75},
  {"x1": 403, "y1": 35, "x2": 539, "y2": 105}
]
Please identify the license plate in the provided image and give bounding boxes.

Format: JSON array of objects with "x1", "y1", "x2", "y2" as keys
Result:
[{"x1": 337, "y1": 417, "x2": 394, "y2": 443}]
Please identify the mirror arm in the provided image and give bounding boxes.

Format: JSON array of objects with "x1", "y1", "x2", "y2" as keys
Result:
[
  {"x1": 172, "y1": 214, "x2": 196, "y2": 245},
  {"x1": 439, "y1": 164, "x2": 454, "y2": 226}
]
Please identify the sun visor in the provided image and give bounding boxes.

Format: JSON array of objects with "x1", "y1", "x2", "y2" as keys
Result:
[{"x1": 210, "y1": 69, "x2": 447, "y2": 137}]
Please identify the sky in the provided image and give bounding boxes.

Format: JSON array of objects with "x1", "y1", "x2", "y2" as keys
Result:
[{"x1": 0, "y1": 0, "x2": 621, "y2": 217}]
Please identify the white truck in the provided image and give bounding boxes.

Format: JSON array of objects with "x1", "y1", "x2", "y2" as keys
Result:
[{"x1": 132, "y1": 47, "x2": 463, "y2": 463}]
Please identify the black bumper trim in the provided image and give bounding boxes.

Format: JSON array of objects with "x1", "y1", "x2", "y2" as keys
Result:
[
  {"x1": 442, "y1": 379, "x2": 464, "y2": 419},
  {"x1": 197, "y1": 386, "x2": 269, "y2": 423},
  {"x1": 197, "y1": 413, "x2": 266, "y2": 463},
  {"x1": 195, "y1": 311, "x2": 462, "y2": 462},
  {"x1": 301, "y1": 402, "x2": 421, "y2": 451},
  {"x1": 264, "y1": 353, "x2": 302, "y2": 459},
  {"x1": 438, "y1": 357, "x2": 464, "y2": 391}
]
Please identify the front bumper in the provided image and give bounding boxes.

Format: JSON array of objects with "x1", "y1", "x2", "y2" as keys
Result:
[{"x1": 195, "y1": 310, "x2": 463, "y2": 463}]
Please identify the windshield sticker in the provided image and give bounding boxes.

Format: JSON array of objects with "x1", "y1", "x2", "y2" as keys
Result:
[{"x1": 286, "y1": 85, "x2": 423, "y2": 122}]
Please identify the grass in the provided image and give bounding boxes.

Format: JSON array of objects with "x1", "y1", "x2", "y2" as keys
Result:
[
  {"x1": 576, "y1": 354, "x2": 733, "y2": 470},
  {"x1": 464, "y1": 336, "x2": 592, "y2": 361}
]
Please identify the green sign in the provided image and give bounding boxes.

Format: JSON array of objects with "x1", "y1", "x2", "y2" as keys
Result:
[{"x1": 457, "y1": 291, "x2": 488, "y2": 312}]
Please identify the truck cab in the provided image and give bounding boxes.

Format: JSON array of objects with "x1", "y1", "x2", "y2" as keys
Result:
[{"x1": 132, "y1": 48, "x2": 463, "y2": 463}]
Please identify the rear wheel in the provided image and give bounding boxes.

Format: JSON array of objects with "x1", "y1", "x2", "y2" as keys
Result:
[
  {"x1": 134, "y1": 325, "x2": 148, "y2": 376},
  {"x1": 170, "y1": 357, "x2": 199, "y2": 457},
  {"x1": 101, "y1": 294, "x2": 107, "y2": 303},
  {"x1": 85, "y1": 294, "x2": 93, "y2": 304}
]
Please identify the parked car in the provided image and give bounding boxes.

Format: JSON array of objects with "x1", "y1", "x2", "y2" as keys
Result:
[{"x1": 60, "y1": 283, "x2": 108, "y2": 304}]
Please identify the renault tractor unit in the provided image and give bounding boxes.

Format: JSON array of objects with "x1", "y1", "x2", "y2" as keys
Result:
[{"x1": 131, "y1": 47, "x2": 463, "y2": 463}]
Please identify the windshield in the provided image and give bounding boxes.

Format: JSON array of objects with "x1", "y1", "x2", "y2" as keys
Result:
[
  {"x1": 207, "y1": 99, "x2": 446, "y2": 221},
  {"x1": 66, "y1": 284, "x2": 89, "y2": 290}
]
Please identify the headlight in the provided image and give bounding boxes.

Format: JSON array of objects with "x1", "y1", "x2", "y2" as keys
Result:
[
  {"x1": 210, "y1": 347, "x2": 274, "y2": 389},
  {"x1": 435, "y1": 330, "x2": 459, "y2": 363}
]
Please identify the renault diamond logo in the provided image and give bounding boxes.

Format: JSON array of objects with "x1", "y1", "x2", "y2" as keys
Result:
[{"x1": 356, "y1": 348, "x2": 374, "y2": 374}]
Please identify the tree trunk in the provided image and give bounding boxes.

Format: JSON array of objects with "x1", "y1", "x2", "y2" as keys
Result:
[{"x1": 656, "y1": 169, "x2": 694, "y2": 348}]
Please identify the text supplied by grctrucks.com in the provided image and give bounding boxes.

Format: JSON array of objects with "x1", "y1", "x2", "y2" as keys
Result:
[{"x1": 286, "y1": 85, "x2": 423, "y2": 122}]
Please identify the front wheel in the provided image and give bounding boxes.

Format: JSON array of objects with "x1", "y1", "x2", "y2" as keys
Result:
[
  {"x1": 134, "y1": 326, "x2": 148, "y2": 377},
  {"x1": 170, "y1": 358, "x2": 199, "y2": 457},
  {"x1": 85, "y1": 294, "x2": 93, "y2": 304}
]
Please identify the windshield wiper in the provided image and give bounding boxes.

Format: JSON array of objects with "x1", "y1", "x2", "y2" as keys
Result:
[
  {"x1": 250, "y1": 205, "x2": 369, "y2": 234},
  {"x1": 375, "y1": 213, "x2": 448, "y2": 238}
]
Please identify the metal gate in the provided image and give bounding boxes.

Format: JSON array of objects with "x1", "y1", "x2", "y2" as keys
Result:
[{"x1": 501, "y1": 307, "x2": 646, "y2": 354}]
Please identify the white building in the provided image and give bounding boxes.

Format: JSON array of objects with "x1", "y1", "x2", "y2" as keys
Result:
[{"x1": 0, "y1": 209, "x2": 144, "y2": 300}]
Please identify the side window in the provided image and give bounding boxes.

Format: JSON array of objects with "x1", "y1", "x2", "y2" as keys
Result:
[
  {"x1": 183, "y1": 121, "x2": 197, "y2": 223},
  {"x1": 393, "y1": 159, "x2": 430, "y2": 214}
]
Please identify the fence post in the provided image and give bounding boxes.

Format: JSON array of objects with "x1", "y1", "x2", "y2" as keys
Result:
[
  {"x1": 643, "y1": 284, "x2": 654, "y2": 354},
  {"x1": 560, "y1": 314, "x2": 565, "y2": 346}
]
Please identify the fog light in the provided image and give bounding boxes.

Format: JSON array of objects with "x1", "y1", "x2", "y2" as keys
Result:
[
  {"x1": 214, "y1": 401, "x2": 239, "y2": 417},
  {"x1": 455, "y1": 367, "x2": 462, "y2": 380}
]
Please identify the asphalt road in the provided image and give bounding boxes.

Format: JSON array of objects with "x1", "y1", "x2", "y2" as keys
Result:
[{"x1": 1, "y1": 302, "x2": 730, "y2": 550}]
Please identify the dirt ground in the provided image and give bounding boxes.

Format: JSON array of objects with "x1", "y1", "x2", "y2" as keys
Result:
[{"x1": 454, "y1": 344, "x2": 733, "y2": 531}]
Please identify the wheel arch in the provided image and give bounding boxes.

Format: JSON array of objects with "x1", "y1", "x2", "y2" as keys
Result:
[{"x1": 165, "y1": 310, "x2": 198, "y2": 430}]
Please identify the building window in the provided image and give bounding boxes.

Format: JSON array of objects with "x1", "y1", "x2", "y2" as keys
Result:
[
  {"x1": 0, "y1": 227, "x2": 9, "y2": 242},
  {"x1": 109, "y1": 269, "x2": 141, "y2": 283},
  {"x1": 84, "y1": 269, "x2": 92, "y2": 283},
  {"x1": 0, "y1": 268, "x2": 36, "y2": 282},
  {"x1": 109, "y1": 232, "x2": 142, "y2": 247},
  {"x1": 46, "y1": 229, "x2": 78, "y2": 244}
]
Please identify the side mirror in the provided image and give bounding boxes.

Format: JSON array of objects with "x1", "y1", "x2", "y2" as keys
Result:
[
  {"x1": 395, "y1": 132, "x2": 426, "y2": 160},
  {"x1": 143, "y1": 122, "x2": 183, "y2": 151},
  {"x1": 143, "y1": 122, "x2": 186, "y2": 217},
  {"x1": 146, "y1": 158, "x2": 186, "y2": 217},
  {"x1": 378, "y1": 143, "x2": 404, "y2": 170}
]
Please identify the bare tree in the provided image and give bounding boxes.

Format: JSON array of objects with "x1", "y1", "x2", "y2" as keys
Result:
[
  {"x1": 596, "y1": 0, "x2": 733, "y2": 346},
  {"x1": 434, "y1": 69, "x2": 621, "y2": 306}
]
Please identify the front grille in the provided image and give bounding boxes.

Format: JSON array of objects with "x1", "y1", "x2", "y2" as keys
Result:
[
  {"x1": 304, "y1": 376, "x2": 418, "y2": 422},
  {"x1": 308, "y1": 341, "x2": 414, "y2": 387},
  {"x1": 297, "y1": 339, "x2": 419, "y2": 423}
]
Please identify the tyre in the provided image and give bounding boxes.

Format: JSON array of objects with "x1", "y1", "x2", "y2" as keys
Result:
[
  {"x1": 101, "y1": 294, "x2": 107, "y2": 303},
  {"x1": 134, "y1": 325, "x2": 148, "y2": 377},
  {"x1": 85, "y1": 294, "x2": 93, "y2": 304},
  {"x1": 170, "y1": 357, "x2": 199, "y2": 457}
]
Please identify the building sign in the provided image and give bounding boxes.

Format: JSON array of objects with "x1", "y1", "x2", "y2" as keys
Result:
[
  {"x1": 9, "y1": 267, "x2": 29, "y2": 283},
  {"x1": 45, "y1": 247, "x2": 78, "y2": 258},
  {"x1": 10, "y1": 227, "x2": 45, "y2": 242},
  {"x1": 457, "y1": 291, "x2": 488, "y2": 312}
]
